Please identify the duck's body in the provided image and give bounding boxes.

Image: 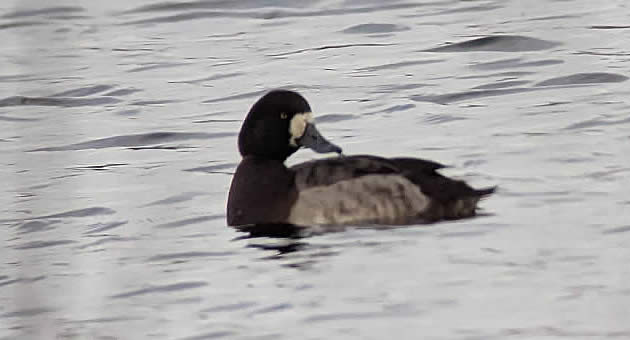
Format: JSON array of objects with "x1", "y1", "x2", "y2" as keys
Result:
[{"x1": 227, "y1": 90, "x2": 494, "y2": 227}]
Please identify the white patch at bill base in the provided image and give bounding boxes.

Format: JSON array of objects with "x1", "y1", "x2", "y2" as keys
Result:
[{"x1": 289, "y1": 112, "x2": 313, "y2": 146}]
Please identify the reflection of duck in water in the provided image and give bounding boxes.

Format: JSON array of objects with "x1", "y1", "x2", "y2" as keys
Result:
[{"x1": 227, "y1": 90, "x2": 494, "y2": 228}]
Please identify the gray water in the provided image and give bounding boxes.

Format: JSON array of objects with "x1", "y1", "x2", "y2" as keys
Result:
[{"x1": 1, "y1": 0, "x2": 630, "y2": 339}]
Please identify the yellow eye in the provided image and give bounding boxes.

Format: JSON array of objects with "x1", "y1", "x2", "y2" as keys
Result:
[{"x1": 280, "y1": 112, "x2": 288, "y2": 119}]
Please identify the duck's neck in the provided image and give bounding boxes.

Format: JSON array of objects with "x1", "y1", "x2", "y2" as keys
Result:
[{"x1": 226, "y1": 156, "x2": 297, "y2": 226}]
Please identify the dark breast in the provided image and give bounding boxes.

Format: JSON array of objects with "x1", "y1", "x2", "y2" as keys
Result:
[{"x1": 227, "y1": 157, "x2": 297, "y2": 226}]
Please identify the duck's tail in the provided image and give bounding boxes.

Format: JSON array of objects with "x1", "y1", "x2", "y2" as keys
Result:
[
  {"x1": 475, "y1": 186, "x2": 497, "y2": 198},
  {"x1": 423, "y1": 185, "x2": 496, "y2": 221}
]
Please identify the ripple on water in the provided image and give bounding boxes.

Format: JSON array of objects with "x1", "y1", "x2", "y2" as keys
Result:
[
  {"x1": 0, "y1": 115, "x2": 39, "y2": 122},
  {"x1": 564, "y1": 116, "x2": 630, "y2": 130},
  {"x1": 122, "y1": 3, "x2": 425, "y2": 25},
  {"x1": 64, "y1": 316, "x2": 141, "y2": 325},
  {"x1": 0, "y1": 21, "x2": 46, "y2": 30},
  {"x1": 0, "y1": 276, "x2": 46, "y2": 288},
  {"x1": 535, "y1": 72, "x2": 629, "y2": 86},
  {"x1": 435, "y1": 3, "x2": 503, "y2": 15},
  {"x1": 50, "y1": 84, "x2": 115, "y2": 97},
  {"x1": 341, "y1": 23, "x2": 409, "y2": 34},
  {"x1": 1, "y1": 307, "x2": 54, "y2": 318},
  {"x1": 103, "y1": 88, "x2": 142, "y2": 96},
  {"x1": 202, "y1": 89, "x2": 269, "y2": 103},
  {"x1": 29, "y1": 132, "x2": 234, "y2": 152},
  {"x1": 143, "y1": 192, "x2": 209, "y2": 206},
  {"x1": 127, "y1": 62, "x2": 187, "y2": 73},
  {"x1": 2, "y1": 207, "x2": 115, "y2": 223},
  {"x1": 303, "y1": 311, "x2": 411, "y2": 323},
  {"x1": 602, "y1": 225, "x2": 630, "y2": 234},
  {"x1": 248, "y1": 303, "x2": 292, "y2": 316},
  {"x1": 84, "y1": 221, "x2": 128, "y2": 234},
  {"x1": 199, "y1": 301, "x2": 257, "y2": 313},
  {"x1": 589, "y1": 25, "x2": 630, "y2": 30},
  {"x1": 110, "y1": 281, "x2": 208, "y2": 299},
  {"x1": 411, "y1": 87, "x2": 535, "y2": 104},
  {"x1": 0, "y1": 84, "x2": 141, "y2": 107},
  {"x1": 14, "y1": 240, "x2": 76, "y2": 250},
  {"x1": 0, "y1": 95, "x2": 121, "y2": 108},
  {"x1": 457, "y1": 71, "x2": 535, "y2": 80},
  {"x1": 17, "y1": 220, "x2": 59, "y2": 234},
  {"x1": 69, "y1": 163, "x2": 129, "y2": 171},
  {"x1": 364, "y1": 103, "x2": 416, "y2": 115},
  {"x1": 123, "y1": 0, "x2": 322, "y2": 14},
  {"x1": 469, "y1": 57, "x2": 563, "y2": 70},
  {"x1": 357, "y1": 59, "x2": 442, "y2": 72},
  {"x1": 78, "y1": 236, "x2": 137, "y2": 250},
  {"x1": 154, "y1": 215, "x2": 225, "y2": 228},
  {"x1": 147, "y1": 251, "x2": 235, "y2": 262},
  {"x1": 169, "y1": 72, "x2": 243, "y2": 84},
  {"x1": 0, "y1": 6, "x2": 84, "y2": 19},
  {"x1": 472, "y1": 80, "x2": 531, "y2": 90},
  {"x1": 425, "y1": 35, "x2": 561, "y2": 52},
  {"x1": 412, "y1": 71, "x2": 628, "y2": 104},
  {"x1": 183, "y1": 163, "x2": 237, "y2": 173},
  {"x1": 314, "y1": 113, "x2": 357, "y2": 124},
  {"x1": 177, "y1": 331, "x2": 235, "y2": 340},
  {"x1": 268, "y1": 43, "x2": 393, "y2": 57}
]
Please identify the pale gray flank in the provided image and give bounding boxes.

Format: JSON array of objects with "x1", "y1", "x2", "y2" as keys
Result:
[{"x1": 288, "y1": 175, "x2": 429, "y2": 226}]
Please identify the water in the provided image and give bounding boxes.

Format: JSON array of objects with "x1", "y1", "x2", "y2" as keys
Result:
[{"x1": 1, "y1": 0, "x2": 629, "y2": 338}]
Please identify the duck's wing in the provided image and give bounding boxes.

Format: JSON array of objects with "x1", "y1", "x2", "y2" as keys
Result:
[
  {"x1": 290, "y1": 155, "x2": 403, "y2": 190},
  {"x1": 288, "y1": 154, "x2": 494, "y2": 224},
  {"x1": 390, "y1": 157, "x2": 495, "y2": 220},
  {"x1": 390, "y1": 157, "x2": 493, "y2": 200}
]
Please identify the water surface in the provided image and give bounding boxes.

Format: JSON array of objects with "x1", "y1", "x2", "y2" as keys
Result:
[{"x1": 1, "y1": 0, "x2": 629, "y2": 339}]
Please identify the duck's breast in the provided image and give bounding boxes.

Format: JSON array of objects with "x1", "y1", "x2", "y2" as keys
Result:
[{"x1": 287, "y1": 174, "x2": 429, "y2": 226}]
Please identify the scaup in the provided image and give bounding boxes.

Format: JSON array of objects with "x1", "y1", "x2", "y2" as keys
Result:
[{"x1": 227, "y1": 90, "x2": 494, "y2": 227}]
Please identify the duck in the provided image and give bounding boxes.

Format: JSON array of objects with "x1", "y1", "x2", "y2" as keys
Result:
[{"x1": 227, "y1": 89, "x2": 494, "y2": 227}]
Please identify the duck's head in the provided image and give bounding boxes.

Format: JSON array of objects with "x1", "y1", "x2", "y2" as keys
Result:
[{"x1": 238, "y1": 89, "x2": 342, "y2": 161}]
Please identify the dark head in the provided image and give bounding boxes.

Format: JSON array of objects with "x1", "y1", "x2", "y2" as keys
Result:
[{"x1": 238, "y1": 89, "x2": 342, "y2": 161}]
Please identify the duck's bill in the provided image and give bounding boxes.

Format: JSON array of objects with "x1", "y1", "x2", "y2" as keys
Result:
[{"x1": 297, "y1": 123, "x2": 343, "y2": 154}]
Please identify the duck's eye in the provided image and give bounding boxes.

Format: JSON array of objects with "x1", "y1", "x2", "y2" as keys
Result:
[{"x1": 280, "y1": 113, "x2": 288, "y2": 119}]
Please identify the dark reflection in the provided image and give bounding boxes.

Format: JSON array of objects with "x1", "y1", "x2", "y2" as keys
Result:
[
  {"x1": 247, "y1": 242, "x2": 309, "y2": 256},
  {"x1": 233, "y1": 223, "x2": 312, "y2": 239},
  {"x1": 231, "y1": 222, "x2": 433, "y2": 268},
  {"x1": 232, "y1": 224, "x2": 343, "y2": 265}
]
